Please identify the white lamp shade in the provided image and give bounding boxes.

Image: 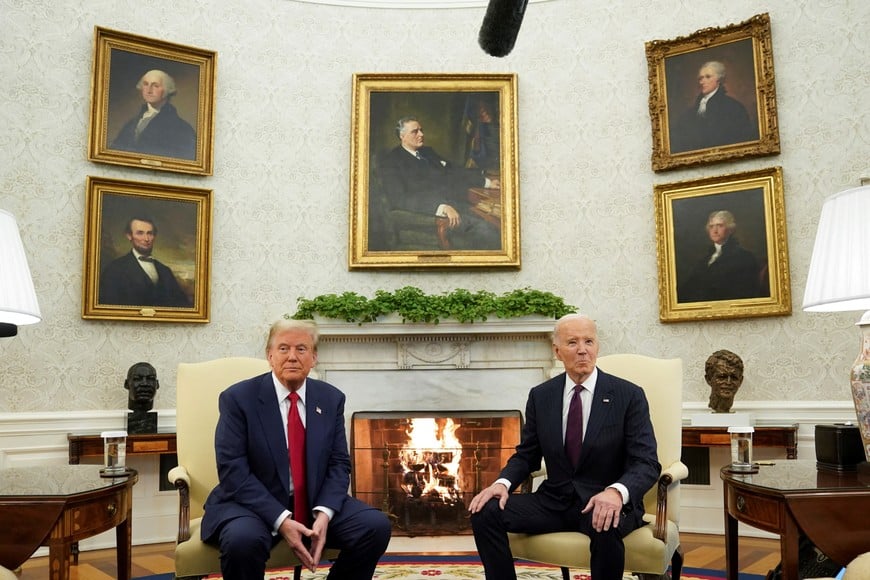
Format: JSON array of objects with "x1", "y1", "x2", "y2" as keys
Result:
[
  {"x1": 0, "y1": 209, "x2": 41, "y2": 326},
  {"x1": 802, "y1": 185, "x2": 870, "y2": 312}
]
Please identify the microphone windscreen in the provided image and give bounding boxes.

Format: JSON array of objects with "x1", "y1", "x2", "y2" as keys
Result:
[{"x1": 478, "y1": 0, "x2": 529, "y2": 57}]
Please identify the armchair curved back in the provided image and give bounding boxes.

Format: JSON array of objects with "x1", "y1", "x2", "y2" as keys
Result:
[
  {"x1": 596, "y1": 353, "x2": 684, "y2": 523},
  {"x1": 176, "y1": 356, "x2": 270, "y2": 520}
]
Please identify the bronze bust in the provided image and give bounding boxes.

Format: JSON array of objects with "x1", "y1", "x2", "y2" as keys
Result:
[
  {"x1": 124, "y1": 361, "x2": 159, "y2": 433},
  {"x1": 705, "y1": 350, "x2": 744, "y2": 413}
]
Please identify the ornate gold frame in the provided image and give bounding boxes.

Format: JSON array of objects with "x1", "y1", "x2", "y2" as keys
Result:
[
  {"x1": 654, "y1": 166, "x2": 791, "y2": 322},
  {"x1": 82, "y1": 176, "x2": 212, "y2": 322},
  {"x1": 646, "y1": 13, "x2": 780, "y2": 172},
  {"x1": 88, "y1": 27, "x2": 217, "y2": 175},
  {"x1": 348, "y1": 73, "x2": 520, "y2": 269}
]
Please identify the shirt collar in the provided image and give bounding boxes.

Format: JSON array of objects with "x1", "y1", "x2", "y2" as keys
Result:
[
  {"x1": 699, "y1": 86, "x2": 719, "y2": 103},
  {"x1": 563, "y1": 367, "x2": 598, "y2": 398},
  {"x1": 272, "y1": 372, "x2": 307, "y2": 405},
  {"x1": 132, "y1": 249, "x2": 154, "y2": 261}
]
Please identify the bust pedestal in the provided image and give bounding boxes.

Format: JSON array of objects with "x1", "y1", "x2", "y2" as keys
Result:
[
  {"x1": 126, "y1": 411, "x2": 158, "y2": 434},
  {"x1": 688, "y1": 411, "x2": 753, "y2": 427}
]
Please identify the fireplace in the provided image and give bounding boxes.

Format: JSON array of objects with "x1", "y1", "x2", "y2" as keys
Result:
[{"x1": 351, "y1": 410, "x2": 522, "y2": 536}]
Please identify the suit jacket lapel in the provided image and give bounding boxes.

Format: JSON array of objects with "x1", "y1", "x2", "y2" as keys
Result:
[
  {"x1": 256, "y1": 374, "x2": 291, "y2": 493},
  {"x1": 303, "y1": 380, "x2": 325, "y2": 490},
  {"x1": 541, "y1": 374, "x2": 574, "y2": 473},
  {"x1": 578, "y1": 370, "x2": 613, "y2": 465}
]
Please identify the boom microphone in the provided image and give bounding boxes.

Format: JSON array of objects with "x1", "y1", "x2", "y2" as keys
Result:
[{"x1": 478, "y1": 0, "x2": 529, "y2": 57}]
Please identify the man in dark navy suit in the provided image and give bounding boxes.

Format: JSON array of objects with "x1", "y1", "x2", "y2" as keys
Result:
[
  {"x1": 98, "y1": 216, "x2": 191, "y2": 308},
  {"x1": 469, "y1": 314, "x2": 660, "y2": 580},
  {"x1": 201, "y1": 319, "x2": 391, "y2": 579}
]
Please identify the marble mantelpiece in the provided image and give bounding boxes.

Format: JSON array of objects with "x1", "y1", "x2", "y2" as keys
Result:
[{"x1": 312, "y1": 317, "x2": 560, "y2": 417}]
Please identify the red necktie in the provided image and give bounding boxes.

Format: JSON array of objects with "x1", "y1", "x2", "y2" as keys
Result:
[
  {"x1": 564, "y1": 385, "x2": 584, "y2": 468},
  {"x1": 288, "y1": 392, "x2": 309, "y2": 526}
]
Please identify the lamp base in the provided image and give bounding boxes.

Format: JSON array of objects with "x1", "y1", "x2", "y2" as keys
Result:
[
  {"x1": 0, "y1": 323, "x2": 17, "y2": 337},
  {"x1": 849, "y1": 312, "x2": 870, "y2": 479}
]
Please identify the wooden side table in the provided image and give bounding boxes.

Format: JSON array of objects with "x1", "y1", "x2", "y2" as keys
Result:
[
  {"x1": 67, "y1": 432, "x2": 176, "y2": 563},
  {"x1": 467, "y1": 187, "x2": 502, "y2": 227},
  {"x1": 0, "y1": 465, "x2": 138, "y2": 580},
  {"x1": 68, "y1": 432, "x2": 177, "y2": 464},
  {"x1": 683, "y1": 424, "x2": 798, "y2": 459},
  {"x1": 721, "y1": 460, "x2": 870, "y2": 580}
]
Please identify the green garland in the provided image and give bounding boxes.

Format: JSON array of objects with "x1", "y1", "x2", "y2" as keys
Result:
[{"x1": 289, "y1": 286, "x2": 577, "y2": 324}]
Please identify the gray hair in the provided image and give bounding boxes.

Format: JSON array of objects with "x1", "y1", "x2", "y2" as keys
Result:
[
  {"x1": 395, "y1": 116, "x2": 419, "y2": 139},
  {"x1": 552, "y1": 313, "x2": 597, "y2": 344},
  {"x1": 700, "y1": 61, "x2": 727, "y2": 83},
  {"x1": 136, "y1": 69, "x2": 177, "y2": 98},
  {"x1": 707, "y1": 210, "x2": 737, "y2": 232},
  {"x1": 266, "y1": 319, "x2": 319, "y2": 352}
]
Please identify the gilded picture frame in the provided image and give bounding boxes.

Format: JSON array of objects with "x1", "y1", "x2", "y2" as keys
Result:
[
  {"x1": 82, "y1": 176, "x2": 212, "y2": 323},
  {"x1": 654, "y1": 166, "x2": 791, "y2": 322},
  {"x1": 88, "y1": 26, "x2": 216, "y2": 176},
  {"x1": 349, "y1": 73, "x2": 520, "y2": 269},
  {"x1": 646, "y1": 13, "x2": 780, "y2": 172}
]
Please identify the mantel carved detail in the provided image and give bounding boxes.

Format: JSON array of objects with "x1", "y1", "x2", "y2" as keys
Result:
[
  {"x1": 314, "y1": 317, "x2": 558, "y2": 375},
  {"x1": 397, "y1": 340, "x2": 470, "y2": 369}
]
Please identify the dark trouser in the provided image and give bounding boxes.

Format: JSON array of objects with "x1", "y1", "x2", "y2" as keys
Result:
[
  {"x1": 448, "y1": 210, "x2": 501, "y2": 250},
  {"x1": 470, "y1": 493, "x2": 626, "y2": 580},
  {"x1": 215, "y1": 497, "x2": 391, "y2": 580}
]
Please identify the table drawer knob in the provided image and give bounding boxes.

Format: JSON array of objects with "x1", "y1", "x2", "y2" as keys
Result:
[
  {"x1": 736, "y1": 495, "x2": 746, "y2": 512},
  {"x1": 106, "y1": 503, "x2": 117, "y2": 516}
]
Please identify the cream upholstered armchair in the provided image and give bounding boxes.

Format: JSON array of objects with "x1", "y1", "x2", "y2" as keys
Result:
[
  {"x1": 169, "y1": 357, "x2": 338, "y2": 580},
  {"x1": 508, "y1": 354, "x2": 688, "y2": 580}
]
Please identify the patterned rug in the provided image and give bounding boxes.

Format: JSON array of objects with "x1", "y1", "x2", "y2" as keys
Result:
[{"x1": 168, "y1": 556, "x2": 763, "y2": 580}]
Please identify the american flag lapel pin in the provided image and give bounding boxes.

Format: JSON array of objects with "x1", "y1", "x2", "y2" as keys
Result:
[{"x1": 602, "y1": 398, "x2": 611, "y2": 403}]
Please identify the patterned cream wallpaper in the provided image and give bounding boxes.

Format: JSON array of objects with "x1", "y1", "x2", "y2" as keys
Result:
[{"x1": 0, "y1": 0, "x2": 867, "y2": 414}]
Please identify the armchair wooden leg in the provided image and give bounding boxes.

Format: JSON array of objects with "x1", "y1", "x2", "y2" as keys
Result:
[
  {"x1": 561, "y1": 566, "x2": 570, "y2": 580},
  {"x1": 670, "y1": 545, "x2": 684, "y2": 580},
  {"x1": 293, "y1": 564, "x2": 301, "y2": 580}
]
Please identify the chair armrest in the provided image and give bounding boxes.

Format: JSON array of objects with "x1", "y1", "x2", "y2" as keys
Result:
[
  {"x1": 661, "y1": 460, "x2": 689, "y2": 483},
  {"x1": 520, "y1": 465, "x2": 548, "y2": 493},
  {"x1": 653, "y1": 461, "x2": 688, "y2": 541},
  {"x1": 168, "y1": 465, "x2": 191, "y2": 487},
  {"x1": 168, "y1": 465, "x2": 192, "y2": 543}
]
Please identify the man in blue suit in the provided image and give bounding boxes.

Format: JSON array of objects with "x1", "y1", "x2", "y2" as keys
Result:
[
  {"x1": 469, "y1": 314, "x2": 660, "y2": 580},
  {"x1": 201, "y1": 319, "x2": 392, "y2": 579}
]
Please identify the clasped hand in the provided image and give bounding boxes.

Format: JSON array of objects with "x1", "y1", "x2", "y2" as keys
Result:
[{"x1": 279, "y1": 512, "x2": 329, "y2": 572}]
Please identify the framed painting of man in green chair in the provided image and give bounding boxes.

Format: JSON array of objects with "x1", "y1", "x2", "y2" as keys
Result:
[{"x1": 348, "y1": 73, "x2": 520, "y2": 270}]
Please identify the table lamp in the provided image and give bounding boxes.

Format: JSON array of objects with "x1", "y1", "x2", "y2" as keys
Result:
[
  {"x1": 0, "y1": 209, "x2": 41, "y2": 337},
  {"x1": 802, "y1": 184, "x2": 870, "y2": 476}
]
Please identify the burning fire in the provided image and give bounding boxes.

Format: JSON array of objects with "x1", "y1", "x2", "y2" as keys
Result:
[{"x1": 399, "y1": 418, "x2": 463, "y2": 504}]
